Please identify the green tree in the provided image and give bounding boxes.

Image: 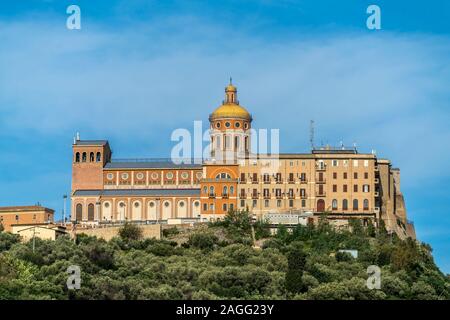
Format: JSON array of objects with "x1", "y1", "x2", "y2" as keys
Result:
[
  {"x1": 118, "y1": 222, "x2": 143, "y2": 241},
  {"x1": 285, "y1": 245, "x2": 307, "y2": 294}
]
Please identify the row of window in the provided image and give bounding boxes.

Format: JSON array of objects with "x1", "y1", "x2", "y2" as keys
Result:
[
  {"x1": 203, "y1": 202, "x2": 235, "y2": 212},
  {"x1": 239, "y1": 198, "x2": 370, "y2": 211},
  {"x1": 213, "y1": 121, "x2": 249, "y2": 129},
  {"x1": 106, "y1": 171, "x2": 202, "y2": 181},
  {"x1": 74, "y1": 152, "x2": 101, "y2": 163},
  {"x1": 202, "y1": 185, "x2": 235, "y2": 196},
  {"x1": 211, "y1": 135, "x2": 249, "y2": 151}
]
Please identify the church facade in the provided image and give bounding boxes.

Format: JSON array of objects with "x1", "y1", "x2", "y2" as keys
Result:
[{"x1": 71, "y1": 82, "x2": 415, "y2": 239}]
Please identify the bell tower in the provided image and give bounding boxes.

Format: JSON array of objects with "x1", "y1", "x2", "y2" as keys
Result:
[{"x1": 209, "y1": 80, "x2": 252, "y2": 162}]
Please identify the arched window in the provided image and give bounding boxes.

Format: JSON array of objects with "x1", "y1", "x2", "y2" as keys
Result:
[
  {"x1": 203, "y1": 186, "x2": 207, "y2": 194},
  {"x1": 343, "y1": 199, "x2": 348, "y2": 210},
  {"x1": 96, "y1": 152, "x2": 101, "y2": 162},
  {"x1": 82, "y1": 152, "x2": 87, "y2": 162},
  {"x1": 363, "y1": 199, "x2": 369, "y2": 210},
  {"x1": 317, "y1": 199, "x2": 325, "y2": 212},
  {"x1": 225, "y1": 135, "x2": 231, "y2": 149},
  {"x1": 75, "y1": 152, "x2": 80, "y2": 162},
  {"x1": 209, "y1": 186, "x2": 215, "y2": 195},
  {"x1": 332, "y1": 199, "x2": 338, "y2": 210},
  {"x1": 230, "y1": 186, "x2": 234, "y2": 195},
  {"x1": 75, "y1": 204, "x2": 83, "y2": 221},
  {"x1": 353, "y1": 199, "x2": 359, "y2": 210},
  {"x1": 234, "y1": 136, "x2": 239, "y2": 149},
  {"x1": 223, "y1": 186, "x2": 228, "y2": 195},
  {"x1": 216, "y1": 135, "x2": 221, "y2": 148},
  {"x1": 88, "y1": 204, "x2": 95, "y2": 221},
  {"x1": 216, "y1": 173, "x2": 231, "y2": 179},
  {"x1": 89, "y1": 152, "x2": 94, "y2": 162}
]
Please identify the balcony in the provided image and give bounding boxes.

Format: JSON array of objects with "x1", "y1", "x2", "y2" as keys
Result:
[
  {"x1": 208, "y1": 193, "x2": 216, "y2": 198},
  {"x1": 300, "y1": 179, "x2": 308, "y2": 184},
  {"x1": 316, "y1": 178, "x2": 326, "y2": 184},
  {"x1": 287, "y1": 179, "x2": 295, "y2": 184},
  {"x1": 315, "y1": 164, "x2": 327, "y2": 171},
  {"x1": 240, "y1": 193, "x2": 246, "y2": 199},
  {"x1": 240, "y1": 179, "x2": 246, "y2": 183},
  {"x1": 263, "y1": 194, "x2": 271, "y2": 199},
  {"x1": 275, "y1": 179, "x2": 283, "y2": 184},
  {"x1": 315, "y1": 191, "x2": 326, "y2": 197},
  {"x1": 222, "y1": 193, "x2": 229, "y2": 199},
  {"x1": 288, "y1": 194, "x2": 295, "y2": 199},
  {"x1": 263, "y1": 179, "x2": 271, "y2": 184},
  {"x1": 252, "y1": 194, "x2": 259, "y2": 199},
  {"x1": 300, "y1": 194, "x2": 307, "y2": 199},
  {"x1": 276, "y1": 194, "x2": 283, "y2": 199},
  {"x1": 251, "y1": 179, "x2": 259, "y2": 184}
]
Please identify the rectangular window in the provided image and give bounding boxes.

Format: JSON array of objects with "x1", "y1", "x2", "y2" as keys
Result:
[
  {"x1": 364, "y1": 160, "x2": 369, "y2": 167},
  {"x1": 252, "y1": 200, "x2": 257, "y2": 208},
  {"x1": 253, "y1": 173, "x2": 258, "y2": 182},
  {"x1": 354, "y1": 172, "x2": 358, "y2": 179},
  {"x1": 203, "y1": 203, "x2": 207, "y2": 211},
  {"x1": 289, "y1": 173, "x2": 294, "y2": 182},
  {"x1": 343, "y1": 172, "x2": 348, "y2": 179},
  {"x1": 343, "y1": 184, "x2": 348, "y2": 192},
  {"x1": 289, "y1": 199, "x2": 294, "y2": 207},
  {"x1": 343, "y1": 160, "x2": 349, "y2": 167},
  {"x1": 333, "y1": 172, "x2": 337, "y2": 179},
  {"x1": 301, "y1": 173, "x2": 306, "y2": 181},
  {"x1": 240, "y1": 173, "x2": 246, "y2": 182},
  {"x1": 290, "y1": 161, "x2": 294, "y2": 167},
  {"x1": 332, "y1": 160, "x2": 339, "y2": 167},
  {"x1": 223, "y1": 203, "x2": 227, "y2": 211},
  {"x1": 240, "y1": 200, "x2": 245, "y2": 207},
  {"x1": 301, "y1": 199, "x2": 306, "y2": 207},
  {"x1": 230, "y1": 204, "x2": 234, "y2": 211},
  {"x1": 354, "y1": 185, "x2": 358, "y2": 192},
  {"x1": 277, "y1": 200, "x2": 282, "y2": 207},
  {"x1": 265, "y1": 199, "x2": 269, "y2": 207},
  {"x1": 353, "y1": 160, "x2": 358, "y2": 167},
  {"x1": 364, "y1": 172, "x2": 369, "y2": 179},
  {"x1": 333, "y1": 185, "x2": 337, "y2": 192},
  {"x1": 363, "y1": 184, "x2": 370, "y2": 193},
  {"x1": 210, "y1": 203, "x2": 214, "y2": 211},
  {"x1": 300, "y1": 189, "x2": 306, "y2": 197}
]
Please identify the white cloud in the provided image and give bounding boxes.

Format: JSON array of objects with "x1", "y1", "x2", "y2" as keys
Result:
[{"x1": 0, "y1": 17, "x2": 449, "y2": 183}]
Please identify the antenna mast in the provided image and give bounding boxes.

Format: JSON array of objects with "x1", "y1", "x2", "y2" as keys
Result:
[{"x1": 309, "y1": 120, "x2": 315, "y2": 150}]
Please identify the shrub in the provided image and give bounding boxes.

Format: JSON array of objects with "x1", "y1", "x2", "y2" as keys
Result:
[{"x1": 118, "y1": 223, "x2": 143, "y2": 241}]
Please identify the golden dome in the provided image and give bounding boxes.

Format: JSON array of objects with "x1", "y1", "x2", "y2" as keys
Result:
[
  {"x1": 210, "y1": 103, "x2": 252, "y2": 121},
  {"x1": 209, "y1": 79, "x2": 252, "y2": 121}
]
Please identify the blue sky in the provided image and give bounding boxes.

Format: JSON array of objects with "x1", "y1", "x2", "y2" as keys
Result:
[{"x1": 0, "y1": 0, "x2": 449, "y2": 273}]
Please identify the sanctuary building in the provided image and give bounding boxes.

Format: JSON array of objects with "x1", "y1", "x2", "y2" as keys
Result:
[{"x1": 71, "y1": 82, "x2": 415, "y2": 239}]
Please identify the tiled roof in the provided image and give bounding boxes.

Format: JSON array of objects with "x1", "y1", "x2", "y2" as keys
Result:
[
  {"x1": 0, "y1": 206, "x2": 54, "y2": 213},
  {"x1": 74, "y1": 140, "x2": 109, "y2": 146},
  {"x1": 73, "y1": 188, "x2": 200, "y2": 197},
  {"x1": 105, "y1": 161, "x2": 202, "y2": 169}
]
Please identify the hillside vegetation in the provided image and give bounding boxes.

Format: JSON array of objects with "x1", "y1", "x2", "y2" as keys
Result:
[{"x1": 0, "y1": 211, "x2": 448, "y2": 300}]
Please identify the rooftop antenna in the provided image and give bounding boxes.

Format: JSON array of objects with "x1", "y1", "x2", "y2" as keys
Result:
[
  {"x1": 353, "y1": 141, "x2": 357, "y2": 150},
  {"x1": 76, "y1": 132, "x2": 80, "y2": 141},
  {"x1": 309, "y1": 120, "x2": 315, "y2": 150},
  {"x1": 340, "y1": 140, "x2": 344, "y2": 149}
]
